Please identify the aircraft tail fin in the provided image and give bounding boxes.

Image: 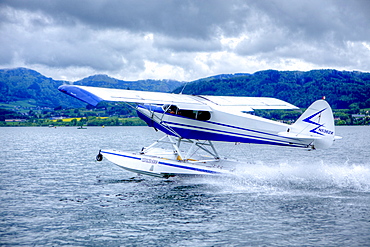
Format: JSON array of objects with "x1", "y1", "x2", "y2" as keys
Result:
[{"x1": 279, "y1": 99, "x2": 341, "y2": 149}]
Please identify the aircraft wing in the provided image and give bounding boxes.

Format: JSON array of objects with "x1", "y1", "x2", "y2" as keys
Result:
[
  {"x1": 201, "y1": 95, "x2": 298, "y2": 110},
  {"x1": 58, "y1": 85, "x2": 298, "y2": 111},
  {"x1": 58, "y1": 85, "x2": 204, "y2": 107}
]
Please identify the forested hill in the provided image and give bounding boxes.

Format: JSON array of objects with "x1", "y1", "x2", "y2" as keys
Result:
[
  {"x1": 0, "y1": 68, "x2": 78, "y2": 108},
  {"x1": 0, "y1": 68, "x2": 182, "y2": 108},
  {"x1": 174, "y1": 70, "x2": 370, "y2": 109},
  {"x1": 1, "y1": 68, "x2": 369, "y2": 110},
  {"x1": 74, "y1": 74, "x2": 181, "y2": 92}
]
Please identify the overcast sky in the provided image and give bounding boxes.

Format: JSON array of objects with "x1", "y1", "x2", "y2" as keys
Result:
[{"x1": 1, "y1": 0, "x2": 370, "y2": 82}]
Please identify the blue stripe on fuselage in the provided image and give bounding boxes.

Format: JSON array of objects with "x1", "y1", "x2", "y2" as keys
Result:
[
  {"x1": 136, "y1": 105, "x2": 307, "y2": 148},
  {"x1": 165, "y1": 121, "x2": 306, "y2": 147},
  {"x1": 137, "y1": 109, "x2": 178, "y2": 136}
]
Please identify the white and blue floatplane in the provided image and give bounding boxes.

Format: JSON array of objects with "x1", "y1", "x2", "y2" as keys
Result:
[{"x1": 59, "y1": 85, "x2": 341, "y2": 178}]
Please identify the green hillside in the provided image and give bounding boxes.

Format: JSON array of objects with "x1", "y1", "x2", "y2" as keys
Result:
[
  {"x1": 74, "y1": 74, "x2": 181, "y2": 92},
  {"x1": 0, "y1": 68, "x2": 183, "y2": 109},
  {"x1": 175, "y1": 70, "x2": 370, "y2": 109},
  {"x1": 0, "y1": 68, "x2": 82, "y2": 108},
  {"x1": 1, "y1": 67, "x2": 370, "y2": 126}
]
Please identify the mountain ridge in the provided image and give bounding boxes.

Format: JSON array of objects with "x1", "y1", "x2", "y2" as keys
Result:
[
  {"x1": 0, "y1": 67, "x2": 183, "y2": 108},
  {"x1": 1, "y1": 67, "x2": 370, "y2": 110},
  {"x1": 174, "y1": 69, "x2": 370, "y2": 109}
]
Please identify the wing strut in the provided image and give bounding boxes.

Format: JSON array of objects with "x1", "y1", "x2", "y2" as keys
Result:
[{"x1": 140, "y1": 135, "x2": 220, "y2": 163}]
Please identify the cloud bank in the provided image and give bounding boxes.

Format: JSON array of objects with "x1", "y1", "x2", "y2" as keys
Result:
[{"x1": 1, "y1": 0, "x2": 370, "y2": 81}]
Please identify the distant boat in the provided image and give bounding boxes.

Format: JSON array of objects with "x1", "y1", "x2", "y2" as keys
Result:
[{"x1": 77, "y1": 126, "x2": 87, "y2": 129}]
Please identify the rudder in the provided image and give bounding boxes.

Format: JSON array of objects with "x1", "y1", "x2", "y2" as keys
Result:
[{"x1": 288, "y1": 99, "x2": 337, "y2": 149}]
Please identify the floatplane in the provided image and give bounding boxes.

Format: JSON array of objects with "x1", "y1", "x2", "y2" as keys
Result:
[{"x1": 59, "y1": 85, "x2": 341, "y2": 178}]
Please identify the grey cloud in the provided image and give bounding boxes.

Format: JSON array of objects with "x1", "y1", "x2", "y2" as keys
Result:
[
  {"x1": 250, "y1": 0, "x2": 370, "y2": 41},
  {"x1": 1, "y1": 0, "x2": 370, "y2": 81},
  {"x1": 1, "y1": 0, "x2": 250, "y2": 40},
  {"x1": 153, "y1": 36, "x2": 222, "y2": 53},
  {"x1": 231, "y1": 0, "x2": 370, "y2": 70}
]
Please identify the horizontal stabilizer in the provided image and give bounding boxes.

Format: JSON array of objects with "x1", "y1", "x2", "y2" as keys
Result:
[{"x1": 277, "y1": 131, "x2": 321, "y2": 140}]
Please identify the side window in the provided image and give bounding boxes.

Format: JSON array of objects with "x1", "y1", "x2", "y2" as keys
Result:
[
  {"x1": 179, "y1": 110, "x2": 196, "y2": 119},
  {"x1": 197, "y1": 111, "x2": 211, "y2": 121},
  {"x1": 165, "y1": 105, "x2": 211, "y2": 121}
]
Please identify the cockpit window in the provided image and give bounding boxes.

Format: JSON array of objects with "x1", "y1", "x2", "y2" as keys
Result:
[
  {"x1": 164, "y1": 105, "x2": 211, "y2": 121},
  {"x1": 164, "y1": 105, "x2": 178, "y2": 114}
]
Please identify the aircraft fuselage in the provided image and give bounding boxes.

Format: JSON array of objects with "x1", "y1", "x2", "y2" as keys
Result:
[{"x1": 136, "y1": 104, "x2": 310, "y2": 148}]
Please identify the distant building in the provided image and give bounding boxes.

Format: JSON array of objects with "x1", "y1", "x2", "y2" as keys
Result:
[
  {"x1": 49, "y1": 117, "x2": 65, "y2": 120},
  {"x1": 5, "y1": 119, "x2": 27, "y2": 122},
  {"x1": 352, "y1": 114, "x2": 365, "y2": 119}
]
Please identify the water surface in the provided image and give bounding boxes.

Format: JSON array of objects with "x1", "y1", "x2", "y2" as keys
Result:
[{"x1": 1, "y1": 126, "x2": 369, "y2": 246}]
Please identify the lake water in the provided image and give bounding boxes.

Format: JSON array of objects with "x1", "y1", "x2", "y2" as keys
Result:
[{"x1": 1, "y1": 126, "x2": 369, "y2": 246}]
